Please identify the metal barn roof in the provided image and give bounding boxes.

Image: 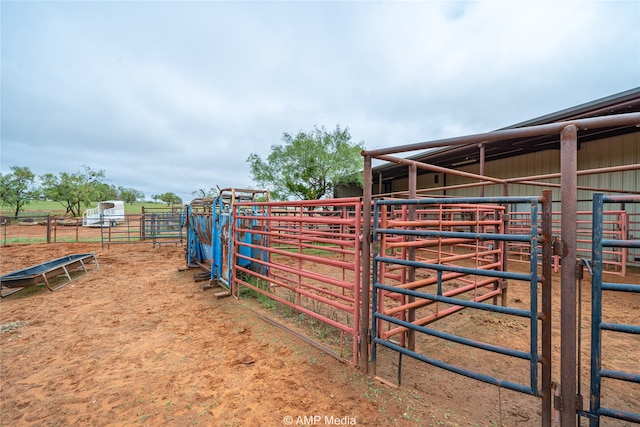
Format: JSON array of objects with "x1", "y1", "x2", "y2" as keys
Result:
[{"x1": 372, "y1": 87, "x2": 640, "y2": 181}]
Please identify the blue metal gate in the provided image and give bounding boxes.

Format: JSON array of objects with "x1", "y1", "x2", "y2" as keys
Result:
[
  {"x1": 589, "y1": 194, "x2": 640, "y2": 426},
  {"x1": 186, "y1": 189, "x2": 268, "y2": 289},
  {"x1": 371, "y1": 195, "x2": 553, "y2": 420}
]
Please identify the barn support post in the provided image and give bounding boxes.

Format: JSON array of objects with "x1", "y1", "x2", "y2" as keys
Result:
[
  {"x1": 360, "y1": 153, "x2": 372, "y2": 372},
  {"x1": 560, "y1": 124, "x2": 578, "y2": 427}
]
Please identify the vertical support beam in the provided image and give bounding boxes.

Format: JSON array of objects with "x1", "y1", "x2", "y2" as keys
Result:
[
  {"x1": 541, "y1": 190, "x2": 553, "y2": 427},
  {"x1": 560, "y1": 124, "x2": 578, "y2": 427},
  {"x1": 378, "y1": 172, "x2": 383, "y2": 195},
  {"x1": 479, "y1": 143, "x2": 486, "y2": 197},
  {"x1": 46, "y1": 214, "x2": 51, "y2": 244},
  {"x1": 407, "y1": 163, "x2": 417, "y2": 350},
  {"x1": 360, "y1": 154, "x2": 372, "y2": 372}
]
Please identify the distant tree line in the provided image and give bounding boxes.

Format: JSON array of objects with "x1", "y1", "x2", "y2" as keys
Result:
[
  {"x1": 2, "y1": 124, "x2": 364, "y2": 216},
  {"x1": 0, "y1": 165, "x2": 182, "y2": 217}
]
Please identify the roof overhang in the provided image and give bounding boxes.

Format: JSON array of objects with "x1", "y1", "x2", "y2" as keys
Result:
[{"x1": 372, "y1": 87, "x2": 640, "y2": 181}]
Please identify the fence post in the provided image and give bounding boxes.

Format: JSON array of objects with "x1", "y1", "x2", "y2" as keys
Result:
[
  {"x1": 541, "y1": 190, "x2": 553, "y2": 427},
  {"x1": 360, "y1": 154, "x2": 372, "y2": 372},
  {"x1": 407, "y1": 163, "x2": 417, "y2": 351},
  {"x1": 560, "y1": 124, "x2": 578, "y2": 427}
]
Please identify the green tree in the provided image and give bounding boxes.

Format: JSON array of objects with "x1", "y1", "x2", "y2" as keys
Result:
[
  {"x1": 246, "y1": 125, "x2": 364, "y2": 200},
  {"x1": 0, "y1": 166, "x2": 37, "y2": 216},
  {"x1": 40, "y1": 166, "x2": 108, "y2": 217},
  {"x1": 156, "y1": 192, "x2": 182, "y2": 205},
  {"x1": 118, "y1": 187, "x2": 145, "y2": 204},
  {"x1": 95, "y1": 182, "x2": 118, "y2": 201}
]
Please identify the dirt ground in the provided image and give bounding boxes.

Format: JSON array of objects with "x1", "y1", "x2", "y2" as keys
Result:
[{"x1": 1, "y1": 241, "x2": 638, "y2": 426}]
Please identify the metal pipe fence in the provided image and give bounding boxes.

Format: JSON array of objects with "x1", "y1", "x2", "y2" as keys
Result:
[
  {"x1": 232, "y1": 197, "x2": 362, "y2": 365},
  {"x1": 100, "y1": 213, "x2": 184, "y2": 248},
  {"x1": 508, "y1": 210, "x2": 631, "y2": 276},
  {"x1": 589, "y1": 194, "x2": 640, "y2": 426},
  {"x1": 370, "y1": 195, "x2": 551, "y2": 404}
]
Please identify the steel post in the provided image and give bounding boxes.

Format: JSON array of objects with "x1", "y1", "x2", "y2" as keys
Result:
[
  {"x1": 360, "y1": 154, "x2": 372, "y2": 372},
  {"x1": 541, "y1": 190, "x2": 553, "y2": 427},
  {"x1": 560, "y1": 124, "x2": 578, "y2": 427},
  {"x1": 407, "y1": 163, "x2": 417, "y2": 351},
  {"x1": 479, "y1": 143, "x2": 486, "y2": 197}
]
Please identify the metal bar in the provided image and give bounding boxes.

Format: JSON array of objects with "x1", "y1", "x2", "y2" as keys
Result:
[
  {"x1": 504, "y1": 163, "x2": 640, "y2": 184},
  {"x1": 375, "y1": 256, "x2": 529, "y2": 282},
  {"x1": 407, "y1": 163, "x2": 417, "y2": 351},
  {"x1": 600, "y1": 369, "x2": 640, "y2": 383},
  {"x1": 237, "y1": 196, "x2": 362, "y2": 208},
  {"x1": 601, "y1": 239, "x2": 640, "y2": 248},
  {"x1": 377, "y1": 196, "x2": 542, "y2": 205},
  {"x1": 381, "y1": 288, "x2": 502, "y2": 338},
  {"x1": 381, "y1": 275, "x2": 498, "y2": 317},
  {"x1": 506, "y1": 180, "x2": 640, "y2": 195},
  {"x1": 374, "y1": 154, "x2": 506, "y2": 184},
  {"x1": 376, "y1": 228, "x2": 533, "y2": 242},
  {"x1": 560, "y1": 124, "x2": 578, "y2": 427},
  {"x1": 375, "y1": 312, "x2": 532, "y2": 360},
  {"x1": 258, "y1": 311, "x2": 351, "y2": 365},
  {"x1": 479, "y1": 143, "x2": 486, "y2": 197},
  {"x1": 371, "y1": 201, "x2": 381, "y2": 376},
  {"x1": 372, "y1": 338, "x2": 539, "y2": 396},
  {"x1": 362, "y1": 112, "x2": 640, "y2": 156},
  {"x1": 234, "y1": 268, "x2": 354, "y2": 334},
  {"x1": 541, "y1": 190, "x2": 553, "y2": 427},
  {"x1": 590, "y1": 193, "x2": 605, "y2": 427},
  {"x1": 360, "y1": 155, "x2": 373, "y2": 371},
  {"x1": 388, "y1": 218, "x2": 503, "y2": 227},
  {"x1": 529, "y1": 200, "x2": 540, "y2": 406},
  {"x1": 598, "y1": 408, "x2": 640, "y2": 424},
  {"x1": 600, "y1": 322, "x2": 640, "y2": 334},
  {"x1": 374, "y1": 282, "x2": 533, "y2": 318}
]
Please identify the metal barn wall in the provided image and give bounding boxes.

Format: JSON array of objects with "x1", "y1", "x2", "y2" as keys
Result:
[
  {"x1": 380, "y1": 132, "x2": 640, "y2": 267},
  {"x1": 384, "y1": 132, "x2": 638, "y2": 207}
]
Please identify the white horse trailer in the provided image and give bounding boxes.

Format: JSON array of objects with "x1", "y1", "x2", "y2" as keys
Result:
[{"x1": 82, "y1": 201, "x2": 125, "y2": 227}]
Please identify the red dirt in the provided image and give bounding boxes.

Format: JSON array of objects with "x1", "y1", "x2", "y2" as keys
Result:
[{"x1": 1, "y1": 242, "x2": 638, "y2": 426}]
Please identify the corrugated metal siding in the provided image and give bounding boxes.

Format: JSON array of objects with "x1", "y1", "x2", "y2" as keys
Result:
[
  {"x1": 384, "y1": 133, "x2": 638, "y2": 204},
  {"x1": 378, "y1": 132, "x2": 639, "y2": 266}
]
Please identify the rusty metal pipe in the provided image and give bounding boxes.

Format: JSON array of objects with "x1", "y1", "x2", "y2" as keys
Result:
[
  {"x1": 507, "y1": 180, "x2": 640, "y2": 194},
  {"x1": 362, "y1": 112, "x2": 640, "y2": 156},
  {"x1": 407, "y1": 163, "x2": 417, "y2": 350},
  {"x1": 361, "y1": 154, "x2": 372, "y2": 372},
  {"x1": 382, "y1": 276, "x2": 499, "y2": 317},
  {"x1": 383, "y1": 288, "x2": 502, "y2": 338},
  {"x1": 541, "y1": 190, "x2": 553, "y2": 427},
  {"x1": 505, "y1": 163, "x2": 640, "y2": 183},
  {"x1": 479, "y1": 143, "x2": 486, "y2": 197},
  {"x1": 386, "y1": 237, "x2": 477, "y2": 249},
  {"x1": 560, "y1": 125, "x2": 578, "y2": 427},
  {"x1": 387, "y1": 219, "x2": 503, "y2": 228},
  {"x1": 375, "y1": 154, "x2": 506, "y2": 184}
]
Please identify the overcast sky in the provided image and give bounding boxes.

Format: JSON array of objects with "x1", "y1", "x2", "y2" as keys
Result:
[{"x1": 2, "y1": 1, "x2": 639, "y2": 203}]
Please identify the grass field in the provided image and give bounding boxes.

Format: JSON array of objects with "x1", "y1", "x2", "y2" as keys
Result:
[{"x1": 1, "y1": 200, "x2": 180, "y2": 216}]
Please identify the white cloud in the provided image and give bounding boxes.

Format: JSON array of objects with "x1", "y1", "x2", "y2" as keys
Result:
[{"x1": 1, "y1": 0, "x2": 638, "y2": 203}]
